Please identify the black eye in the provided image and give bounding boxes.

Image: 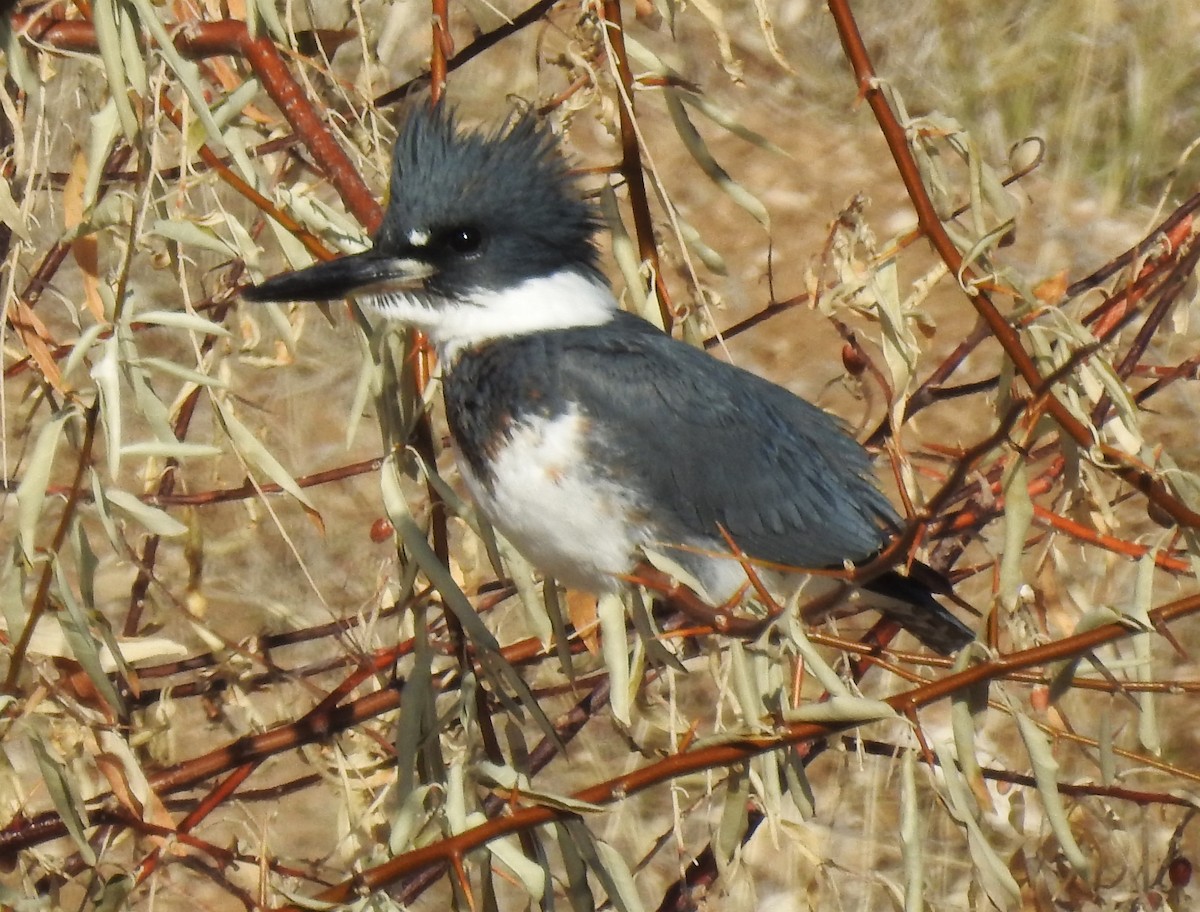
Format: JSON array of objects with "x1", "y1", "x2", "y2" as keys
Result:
[{"x1": 445, "y1": 226, "x2": 482, "y2": 254}]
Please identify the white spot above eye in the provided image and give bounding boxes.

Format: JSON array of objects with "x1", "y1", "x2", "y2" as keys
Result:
[{"x1": 407, "y1": 228, "x2": 430, "y2": 247}]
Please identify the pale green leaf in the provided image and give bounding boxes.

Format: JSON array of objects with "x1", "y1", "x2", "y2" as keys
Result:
[
  {"x1": 666, "y1": 89, "x2": 769, "y2": 228},
  {"x1": 104, "y1": 489, "x2": 188, "y2": 537},
  {"x1": 15, "y1": 409, "x2": 70, "y2": 564},
  {"x1": 134, "y1": 309, "x2": 231, "y2": 336},
  {"x1": 900, "y1": 749, "x2": 925, "y2": 912},
  {"x1": 147, "y1": 218, "x2": 236, "y2": 257},
  {"x1": 91, "y1": 335, "x2": 123, "y2": 478},
  {"x1": 780, "y1": 696, "x2": 897, "y2": 726},
  {"x1": 594, "y1": 838, "x2": 646, "y2": 912},
  {"x1": 598, "y1": 590, "x2": 631, "y2": 725},
  {"x1": 999, "y1": 456, "x2": 1032, "y2": 611},
  {"x1": 120, "y1": 441, "x2": 222, "y2": 459},
  {"x1": 215, "y1": 401, "x2": 317, "y2": 510},
  {"x1": 488, "y1": 834, "x2": 547, "y2": 900},
  {"x1": 31, "y1": 734, "x2": 95, "y2": 864},
  {"x1": 1015, "y1": 713, "x2": 1092, "y2": 877},
  {"x1": 716, "y1": 763, "x2": 749, "y2": 866},
  {"x1": 933, "y1": 739, "x2": 1019, "y2": 910},
  {"x1": 93, "y1": 0, "x2": 138, "y2": 140}
]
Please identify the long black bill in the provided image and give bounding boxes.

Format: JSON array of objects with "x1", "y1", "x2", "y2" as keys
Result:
[{"x1": 241, "y1": 253, "x2": 433, "y2": 304}]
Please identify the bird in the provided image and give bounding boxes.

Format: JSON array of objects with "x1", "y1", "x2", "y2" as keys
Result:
[{"x1": 242, "y1": 103, "x2": 975, "y2": 655}]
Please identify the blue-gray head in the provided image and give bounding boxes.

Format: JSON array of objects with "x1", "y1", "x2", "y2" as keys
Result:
[{"x1": 243, "y1": 104, "x2": 615, "y2": 353}]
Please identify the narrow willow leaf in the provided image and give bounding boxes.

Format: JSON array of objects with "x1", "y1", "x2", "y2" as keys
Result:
[
  {"x1": 55, "y1": 555, "x2": 127, "y2": 715},
  {"x1": 393, "y1": 624, "x2": 440, "y2": 800},
  {"x1": 73, "y1": 520, "x2": 136, "y2": 681},
  {"x1": 951, "y1": 651, "x2": 992, "y2": 810},
  {"x1": 1, "y1": 17, "x2": 38, "y2": 93},
  {"x1": 445, "y1": 757, "x2": 468, "y2": 833},
  {"x1": 91, "y1": 335, "x2": 123, "y2": 478},
  {"x1": 716, "y1": 763, "x2": 750, "y2": 867},
  {"x1": 542, "y1": 580, "x2": 576, "y2": 681},
  {"x1": 729, "y1": 640, "x2": 764, "y2": 726},
  {"x1": 598, "y1": 185, "x2": 652, "y2": 327},
  {"x1": 900, "y1": 749, "x2": 925, "y2": 912},
  {"x1": 215, "y1": 401, "x2": 317, "y2": 511},
  {"x1": 1014, "y1": 714, "x2": 1092, "y2": 877},
  {"x1": 780, "y1": 696, "x2": 897, "y2": 726},
  {"x1": 626, "y1": 587, "x2": 683, "y2": 670},
  {"x1": 62, "y1": 323, "x2": 108, "y2": 382},
  {"x1": 998, "y1": 456, "x2": 1032, "y2": 611},
  {"x1": 148, "y1": 218, "x2": 236, "y2": 257},
  {"x1": 933, "y1": 739, "x2": 1019, "y2": 910},
  {"x1": 1086, "y1": 359, "x2": 1144, "y2": 453},
  {"x1": 0, "y1": 546, "x2": 28, "y2": 659},
  {"x1": 598, "y1": 590, "x2": 631, "y2": 725},
  {"x1": 31, "y1": 734, "x2": 96, "y2": 864},
  {"x1": 0, "y1": 173, "x2": 29, "y2": 241},
  {"x1": 246, "y1": 0, "x2": 288, "y2": 42},
  {"x1": 665, "y1": 89, "x2": 769, "y2": 228},
  {"x1": 554, "y1": 821, "x2": 596, "y2": 912},
  {"x1": 116, "y1": 330, "x2": 178, "y2": 446},
  {"x1": 104, "y1": 489, "x2": 188, "y2": 537},
  {"x1": 498, "y1": 540, "x2": 553, "y2": 647},
  {"x1": 88, "y1": 469, "x2": 124, "y2": 558},
  {"x1": 1098, "y1": 701, "x2": 1115, "y2": 785},
  {"x1": 134, "y1": 309, "x2": 231, "y2": 336},
  {"x1": 474, "y1": 761, "x2": 603, "y2": 813},
  {"x1": 1131, "y1": 552, "x2": 1160, "y2": 755},
  {"x1": 488, "y1": 834, "x2": 547, "y2": 900},
  {"x1": 93, "y1": 0, "x2": 138, "y2": 140},
  {"x1": 115, "y1": 0, "x2": 146, "y2": 94},
  {"x1": 120, "y1": 441, "x2": 222, "y2": 459},
  {"x1": 128, "y1": 0, "x2": 256, "y2": 179},
  {"x1": 782, "y1": 748, "x2": 815, "y2": 819},
  {"x1": 676, "y1": 214, "x2": 727, "y2": 274},
  {"x1": 388, "y1": 784, "x2": 434, "y2": 855},
  {"x1": 677, "y1": 92, "x2": 789, "y2": 157},
  {"x1": 132, "y1": 356, "x2": 224, "y2": 388},
  {"x1": 83, "y1": 101, "x2": 122, "y2": 213},
  {"x1": 782, "y1": 618, "x2": 851, "y2": 697},
  {"x1": 211, "y1": 79, "x2": 261, "y2": 130},
  {"x1": 15, "y1": 408, "x2": 70, "y2": 563},
  {"x1": 593, "y1": 839, "x2": 646, "y2": 912},
  {"x1": 384, "y1": 457, "x2": 560, "y2": 747},
  {"x1": 562, "y1": 819, "x2": 632, "y2": 912}
]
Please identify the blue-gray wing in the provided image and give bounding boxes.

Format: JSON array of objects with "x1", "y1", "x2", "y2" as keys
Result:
[{"x1": 553, "y1": 311, "x2": 898, "y2": 569}]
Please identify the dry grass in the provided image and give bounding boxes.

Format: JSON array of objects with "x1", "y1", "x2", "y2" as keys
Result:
[{"x1": 2, "y1": 1, "x2": 1200, "y2": 910}]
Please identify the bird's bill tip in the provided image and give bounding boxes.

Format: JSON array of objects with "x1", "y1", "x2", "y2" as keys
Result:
[{"x1": 240, "y1": 253, "x2": 434, "y2": 304}]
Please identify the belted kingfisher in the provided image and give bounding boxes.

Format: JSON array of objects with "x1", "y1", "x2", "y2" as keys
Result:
[{"x1": 243, "y1": 104, "x2": 975, "y2": 655}]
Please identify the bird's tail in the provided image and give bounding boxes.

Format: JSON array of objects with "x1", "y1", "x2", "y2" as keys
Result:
[{"x1": 863, "y1": 567, "x2": 976, "y2": 655}]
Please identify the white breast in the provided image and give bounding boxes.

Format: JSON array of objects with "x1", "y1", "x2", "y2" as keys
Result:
[{"x1": 457, "y1": 409, "x2": 649, "y2": 592}]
